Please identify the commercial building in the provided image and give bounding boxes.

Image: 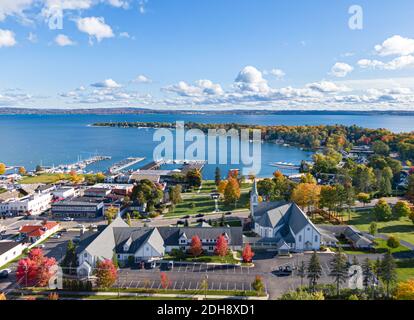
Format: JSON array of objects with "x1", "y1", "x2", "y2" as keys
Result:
[{"x1": 51, "y1": 197, "x2": 104, "y2": 219}]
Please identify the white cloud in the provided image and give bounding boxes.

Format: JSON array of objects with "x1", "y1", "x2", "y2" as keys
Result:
[
  {"x1": 306, "y1": 81, "x2": 349, "y2": 93},
  {"x1": 139, "y1": 0, "x2": 148, "y2": 14},
  {"x1": 106, "y1": 0, "x2": 130, "y2": 8},
  {"x1": 133, "y1": 75, "x2": 152, "y2": 83},
  {"x1": 358, "y1": 55, "x2": 414, "y2": 70},
  {"x1": 91, "y1": 79, "x2": 122, "y2": 88},
  {"x1": 54, "y1": 34, "x2": 75, "y2": 46},
  {"x1": 234, "y1": 66, "x2": 270, "y2": 93},
  {"x1": 375, "y1": 35, "x2": 414, "y2": 56},
  {"x1": 164, "y1": 79, "x2": 223, "y2": 97},
  {"x1": 264, "y1": 68, "x2": 285, "y2": 79},
  {"x1": 330, "y1": 62, "x2": 353, "y2": 77},
  {"x1": 0, "y1": 0, "x2": 33, "y2": 22},
  {"x1": 76, "y1": 16, "x2": 114, "y2": 42},
  {"x1": 0, "y1": 29, "x2": 17, "y2": 47}
]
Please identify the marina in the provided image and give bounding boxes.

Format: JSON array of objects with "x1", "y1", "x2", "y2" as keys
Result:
[
  {"x1": 269, "y1": 162, "x2": 300, "y2": 170},
  {"x1": 49, "y1": 156, "x2": 112, "y2": 173}
]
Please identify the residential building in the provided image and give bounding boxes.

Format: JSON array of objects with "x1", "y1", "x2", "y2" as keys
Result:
[
  {"x1": 0, "y1": 241, "x2": 26, "y2": 268},
  {"x1": 51, "y1": 197, "x2": 104, "y2": 219},
  {"x1": 76, "y1": 217, "x2": 243, "y2": 277},
  {"x1": 18, "y1": 221, "x2": 60, "y2": 244}
]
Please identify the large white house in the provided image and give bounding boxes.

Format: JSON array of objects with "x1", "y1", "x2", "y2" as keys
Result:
[
  {"x1": 76, "y1": 217, "x2": 243, "y2": 277},
  {"x1": 250, "y1": 180, "x2": 321, "y2": 253}
]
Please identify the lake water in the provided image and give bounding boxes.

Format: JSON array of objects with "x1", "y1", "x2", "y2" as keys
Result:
[{"x1": 1, "y1": 113, "x2": 413, "y2": 179}]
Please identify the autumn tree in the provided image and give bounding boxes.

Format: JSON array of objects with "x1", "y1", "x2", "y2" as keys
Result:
[
  {"x1": 189, "y1": 235, "x2": 203, "y2": 257},
  {"x1": 18, "y1": 167, "x2": 26, "y2": 175},
  {"x1": 291, "y1": 183, "x2": 321, "y2": 212},
  {"x1": 94, "y1": 259, "x2": 117, "y2": 289},
  {"x1": 357, "y1": 193, "x2": 371, "y2": 206},
  {"x1": 373, "y1": 199, "x2": 392, "y2": 221},
  {"x1": 395, "y1": 279, "x2": 414, "y2": 300},
  {"x1": 160, "y1": 272, "x2": 171, "y2": 290},
  {"x1": 0, "y1": 163, "x2": 5, "y2": 175},
  {"x1": 104, "y1": 206, "x2": 118, "y2": 224},
  {"x1": 242, "y1": 244, "x2": 254, "y2": 263},
  {"x1": 224, "y1": 177, "x2": 241, "y2": 207},
  {"x1": 16, "y1": 248, "x2": 57, "y2": 287},
  {"x1": 393, "y1": 201, "x2": 411, "y2": 219},
  {"x1": 217, "y1": 180, "x2": 228, "y2": 194},
  {"x1": 214, "y1": 234, "x2": 228, "y2": 258}
]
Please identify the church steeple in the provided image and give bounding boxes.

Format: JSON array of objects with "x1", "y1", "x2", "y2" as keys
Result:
[{"x1": 250, "y1": 178, "x2": 259, "y2": 217}]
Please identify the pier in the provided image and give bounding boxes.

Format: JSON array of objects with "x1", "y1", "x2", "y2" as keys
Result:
[
  {"x1": 109, "y1": 157, "x2": 145, "y2": 174},
  {"x1": 51, "y1": 156, "x2": 112, "y2": 173},
  {"x1": 139, "y1": 159, "x2": 206, "y2": 172}
]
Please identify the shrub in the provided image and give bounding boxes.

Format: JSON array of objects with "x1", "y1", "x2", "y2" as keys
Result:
[{"x1": 387, "y1": 236, "x2": 400, "y2": 249}]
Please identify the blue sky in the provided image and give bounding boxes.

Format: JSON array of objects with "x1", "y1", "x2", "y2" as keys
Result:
[{"x1": 1, "y1": 0, "x2": 414, "y2": 110}]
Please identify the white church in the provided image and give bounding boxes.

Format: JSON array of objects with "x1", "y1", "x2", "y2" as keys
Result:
[{"x1": 250, "y1": 180, "x2": 321, "y2": 253}]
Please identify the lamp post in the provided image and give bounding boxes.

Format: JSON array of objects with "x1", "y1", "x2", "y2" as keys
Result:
[{"x1": 210, "y1": 192, "x2": 220, "y2": 213}]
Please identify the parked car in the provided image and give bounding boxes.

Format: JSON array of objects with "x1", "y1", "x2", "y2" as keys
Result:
[
  {"x1": 0, "y1": 269, "x2": 11, "y2": 279},
  {"x1": 183, "y1": 215, "x2": 190, "y2": 219},
  {"x1": 37, "y1": 244, "x2": 46, "y2": 249},
  {"x1": 273, "y1": 266, "x2": 293, "y2": 277},
  {"x1": 160, "y1": 261, "x2": 174, "y2": 271},
  {"x1": 144, "y1": 261, "x2": 157, "y2": 269},
  {"x1": 196, "y1": 218, "x2": 206, "y2": 223},
  {"x1": 50, "y1": 233, "x2": 61, "y2": 239},
  {"x1": 176, "y1": 220, "x2": 185, "y2": 225},
  {"x1": 75, "y1": 224, "x2": 85, "y2": 229},
  {"x1": 143, "y1": 218, "x2": 151, "y2": 223},
  {"x1": 225, "y1": 211, "x2": 232, "y2": 215},
  {"x1": 195, "y1": 214, "x2": 204, "y2": 218},
  {"x1": 63, "y1": 217, "x2": 74, "y2": 221}
]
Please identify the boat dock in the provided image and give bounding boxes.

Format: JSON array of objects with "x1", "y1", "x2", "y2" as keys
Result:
[
  {"x1": 139, "y1": 159, "x2": 206, "y2": 173},
  {"x1": 109, "y1": 157, "x2": 145, "y2": 173},
  {"x1": 51, "y1": 155, "x2": 112, "y2": 173}
]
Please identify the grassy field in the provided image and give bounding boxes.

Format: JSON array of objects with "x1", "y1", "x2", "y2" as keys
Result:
[
  {"x1": 19, "y1": 173, "x2": 71, "y2": 184},
  {"x1": 348, "y1": 210, "x2": 414, "y2": 245},
  {"x1": 396, "y1": 259, "x2": 414, "y2": 282},
  {"x1": 165, "y1": 180, "x2": 251, "y2": 217},
  {"x1": 164, "y1": 251, "x2": 240, "y2": 264}
]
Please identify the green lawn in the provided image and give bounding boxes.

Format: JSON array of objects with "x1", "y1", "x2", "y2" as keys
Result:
[
  {"x1": 19, "y1": 173, "x2": 71, "y2": 184},
  {"x1": 349, "y1": 210, "x2": 414, "y2": 245},
  {"x1": 165, "y1": 180, "x2": 250, "y2": 217},
  {"x1": 396, "y1": 259, "x2": 414, "y2": 282}
]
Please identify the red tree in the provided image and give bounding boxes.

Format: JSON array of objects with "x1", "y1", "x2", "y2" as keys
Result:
[
  {"x1": 94, "y1": 259, "x2": 117, "y2": 289},
  {"x1": 242, "y1": 244, "x2": 254, "y2": 263},
  {"x1": 160, "y1": 272, "x2": 171, "y2": 290},
  {"x1": 16, "y1": 248, "x2": 57, "y2": 287},
  {"x1": 214, "y1": 234, "x2": 228, "y2": 257},
  {"x1": 189, "y1": 235, "x2": 203, "y2": 257}
]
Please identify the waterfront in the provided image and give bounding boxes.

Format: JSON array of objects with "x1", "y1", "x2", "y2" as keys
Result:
[{"x1": 1, "y1": 113, "x2": 413, "y2": 179}]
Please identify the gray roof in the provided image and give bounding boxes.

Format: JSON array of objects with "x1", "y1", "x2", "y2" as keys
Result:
[
  {"x1": 0, "y1": 241, "x2": 20, "y2": 255},
  {"x1": 253, "y1": 202, "x2": 320, "y2": 244},
  {"x1": 113, "y1": 227, "x2": 164, "y2": 254},
  {"x1": 78, "y1": 217, "x2": 128, "y2": 259}
]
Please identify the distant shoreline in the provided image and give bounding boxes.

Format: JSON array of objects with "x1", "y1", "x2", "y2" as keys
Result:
[{"x1": 3, "y1": 107, "x2": 414, "y2": 116}]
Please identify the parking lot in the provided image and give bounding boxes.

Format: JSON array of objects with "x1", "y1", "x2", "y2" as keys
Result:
[
  {"x1": 42, "y1": 231, "x2": 79, "y2": 263},
  {"x1": 115, "y1": 267, "x2": 259, "y2": 293}
]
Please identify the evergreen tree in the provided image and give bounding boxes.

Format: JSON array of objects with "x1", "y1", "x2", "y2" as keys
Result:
[
  {"x1": 362, "y1": 258, "x2": 373, "y2": 290},
  {"x1": 380, "y1": 251, "x2": 397, "y2": 298},
  {"x1": 329, "y1": 248, "x2": 349, "y2": 297},
  {"x1": 307, "y1": 251, "x2": 322, "y2": 291},
  {"x1": 61, "y1": 240, "x2": 77, "y2": 275},
  {"x1": 214, "y1": 167, "x2": 221, "y2": 186},
  {"x1": 297, "y1": 261, "x2": 306, "y2": 287}
]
